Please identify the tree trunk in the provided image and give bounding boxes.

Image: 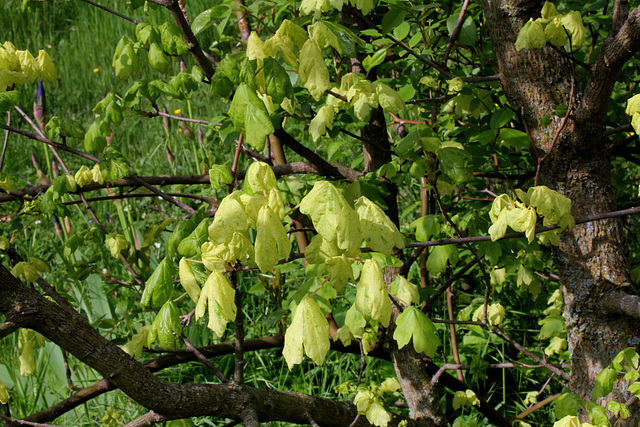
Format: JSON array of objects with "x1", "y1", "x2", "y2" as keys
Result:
[{"x1": 482, "y1": 0, "x2": 640, "y2": 422}]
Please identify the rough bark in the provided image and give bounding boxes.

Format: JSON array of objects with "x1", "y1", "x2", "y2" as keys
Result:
[{"x1": 482, "y1": 0, "x2": 640, "y2": 422}]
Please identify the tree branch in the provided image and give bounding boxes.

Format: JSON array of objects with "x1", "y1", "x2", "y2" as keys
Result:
[
  {"x1": 1, "y1": 125, "x2": 100, "y2": 164},
  {"x1": 578, "y1": 6, "x2": 640, "y2": 127},
  {"x1": 0, "y1": 265, "x2": 423, "y2": 427},
  {"x1": 0, "y1": 162, "x2": 347, "y2": 204},
  {"x1": 273, "y1": 129, "x2": 363, "y2": 182},
  {"x1": 601, "y1": 290, "x2": 640, "y2": 319},
  {"x1": 163, "y1": 0, "x2": 215, "y2": 80}
]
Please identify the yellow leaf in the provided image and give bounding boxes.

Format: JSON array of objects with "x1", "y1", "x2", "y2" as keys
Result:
[
  {"x1": 75, "y1": 165, "x2": 93, "y2": 187},
  {"x1": 246, "y1": 32, "x2": 265, "y2": 60},
  {"x1": 37, "y1": 50, "x2": 57, "y2": 83},
  {"x1": 283, "y1": 296, "x2": 330, "y2": 369},
  {"x1": 300, "y1": 181, "x2": 363, "y2": 254},
  {"x1": 356, "y1": 259, "x2": 392, "y2": 327},
  {"x1": 195, "y1": 271, "x2": 236, "y2": 337},
  {"x1": 17, "y1": 50, "x2": 39, "y2": 81},
  {"x1": 309, "y1": 104, "x2": 335, "y2": 141},
  {"x1": 254, "y1": 206, "x2": 292, "y2": 273},
  {"x1": 178, "y1": 258, "x2": 201, "y2": 302},
  {"x1": 355, "y1": 196, "x2": 404, "y2": 255},
  {"x1": 298, "y1": 39, "x2": 330, "y2": 101},
  {"x1": 0, "y1": 379, "x2": 9, "y2": 404}
]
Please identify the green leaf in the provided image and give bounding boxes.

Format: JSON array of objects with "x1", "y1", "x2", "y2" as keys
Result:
[
  {"x1": 136, "y1": 23, "x2": 160, "y2": 45},
  {"x1": 362, "y1": 48, "x2": 387, "y2": 73},
  {"x1": 325, "y1": 254, "x2": 353, "y2": 290},
  {"x1": 426, "y1": 244, "x2": 459, "y2": 275},
  {"x1": 381, "y1": 8, "x2": 407, "y2": 34},
  {"x1": 587, "y1": 403, "x2": 610, "y2": 426},
  {"x1": 210, "y1": 56, "x2": 240, "y2": 99},
  {"x1": 390, "y1": 276, "x2": 420, "y2": 306},
  {"x1": 410, "y1": 215, "x2": 441, "y2": 241},
  {"x1": 310, "y1": 104, "x2": 335, "y2": 142},
  {"x1": 344, "y1": 303, "x2": 366, "y2": 336},
  {"x1": 393, "y1": 306, "x2": 440, "y2": 357},
  {"x1": 149, "y1": 42, "x2": 170, "y2": 73},
  {"x1": 611, "y1": 347, "x2": 640, "y2": 371},
  {"x1": 228, "y1": 83, "x2": 274, "y2": 150},
  {"x1": 356, "y1": 259, "x2": 392, "y2": 327},
  {"x1": 141, "y1": 257, "x2": 175, "y2": 309},
  {"x1": 447, "y1": 14, "x2": 476, "y2": 47},
  {"x1": 0, "y1": 90, "x2": 18, "y2": 114},
  {"x1": 192, "y1": 7, "x2": 216, "y2": 34},
  {"x1": 545, "y1": 17, "x2": 567, "y2": 47},
  {"x1": 298, "y1": 39, "x2": 330, "y2": 101},
  {"x1": 18, "y1": 329, "x2": 36, "y2": 376},
  {"x1": 308, "y1": 21, "x2": 343, "y2": 54},
  {"x1": 195, "y1": 271, "x2": 237, "y2": 337},
  {"x1": 300, "y1": 181, "x2": 363, "y2": 254},
  {"x1": 592, "y1": 367, "x2": 616, "y2": 401},
  {"x1": 437, "y1": 147, "x2": 474, "y2": 184},
  {"x1": 84, "y1": 121, "x2": 107, "y2": 153},
  {"x1": 538, "y1": 315, "x2": 565, "y2": 339},
  {"x1": 263, "y1": 57, "x2": 294, "y2": 104},
  {"x1": 112, "y1": 36, "x2": 138, "y2": 81},
  {"x1": 527, "y1": 186, "x2": 574, "y2": 231},
  {"x1": 148, "y1": 301, "x2": 182, "y2": 350},
  {"x1": 626, "y1": 94, "x2": 640, "y2": 116},
  {"x1": 365, "y1": 400, "x2": 391, "y2": 427},
  {"x1": 283, "y1": 296, "x2": 330, "y2": 369},
  {"x1": 159, "y1": 22, "x2": 189, "y2": 55},
  {"x1": 355, "y1": 196, "x2": 404, "y2": 255},
  {"x1": 376, "y1": 83, "x2": 405, "y2": 115},
  {"x1": 178, "y1": 217, "x2": 209, "y2": 257},
  {"x1": 561, "y1": 11, "x2": 585, "y2": 49},
  {"x1": 555, "y1": 394, "x2": 580, "y2": 419}
]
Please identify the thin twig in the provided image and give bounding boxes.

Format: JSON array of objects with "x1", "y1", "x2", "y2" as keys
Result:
[
  {"x1": 230, "y1": 272, "x2": 245, "y2": 384},
  {"x1": 442, "y1": 0, "x2": 471, "y2": 66},
  {"x1": 0, "y1": 111, "x2": 10, "y2": 171},
  {"x1": 0, "y1": 414, "x2": 66, "y2": 427},
  {"x1": 129, "y1": 175, "x2": 196, "y2": 214},
  {"x1": 2, "y1": 125, "x2": 100, "y2": 164},
  {"x1": 143, "y1": 109, "x2": 210, "y2": 125},
  {"x1": 181, "y1": 335, "x2": 229, "y2": 383},
  {"x1": 492, "y1": 328, "x2": 571, "y2": 383},
  {"x1": 79, "y1": 0, "x2": 139, "y2": 24}
]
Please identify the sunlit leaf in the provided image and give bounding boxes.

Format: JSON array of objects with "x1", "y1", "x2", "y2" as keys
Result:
[
  {"x1": 298, "y1": 40, "x2": 330, "y2": 101},
  {"x1": 195, "y1": 271, "x2": 237, "y2": 337},
  {"x1": 283, "y1": 296, "x2": 330, "y2": 369},
  {"x1": 355, "y1": 196, "x2": 404, "y2": 255},
  {"x1": 300, "y1": 181, "x2": 363, "y2": 254},
  {"x1": 179, "y1": 258, "x2": 201, "y2": 303},
  {"x1": 122, "y1": 325, "x2": 151, "y2": 358},
  {"x1": 393, "y1": 306, "x2": 440, "y2": 357},
  {"x1": 356, "y1": 259, "x2": 392, "y2": 327},
  {"x1": 254, "y1": 206, "x2": 292, "y2": 272}
]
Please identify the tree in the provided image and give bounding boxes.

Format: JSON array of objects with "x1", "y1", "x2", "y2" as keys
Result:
[{"x1": 1, "y1": 0, "x2": 640, "y2": 426}]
